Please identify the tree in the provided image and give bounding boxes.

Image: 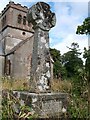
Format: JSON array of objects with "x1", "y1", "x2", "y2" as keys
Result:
[
  {"x1": 76, "y1": 17, "x2": 90, "y2": 79},
  {"x1": 83, "y1": 47, "x2": 90, "y2": 77},
  {"x1": 76, "y1": 17, "x2": 90, "y2": 116},
  {"x1": 76, "y1": 17, "x2": 90, "y2": 35},
  {"x1": 62, "y1": 42, "x2": 83, "y2": 77},
  {"x1": 50, "y1": 48, "x2": 66, "y2": 79}
]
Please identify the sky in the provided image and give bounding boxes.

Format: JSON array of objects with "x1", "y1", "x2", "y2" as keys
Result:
[{"x1": 0, "y1": 0, "x2": 89, "y2": 56}]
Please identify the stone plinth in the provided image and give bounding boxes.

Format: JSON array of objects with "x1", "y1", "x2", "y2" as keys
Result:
[{"x1": 12, "y1": 91, "x2": 67, "y2": 118}]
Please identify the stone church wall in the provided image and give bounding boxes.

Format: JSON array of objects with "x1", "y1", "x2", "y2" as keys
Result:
[
  {"x1": 9, "y1": 36, "x2": 34, "y2": 79},
  {"x1": 0, "y1": 1, "x2": 53, "y2": 80}
]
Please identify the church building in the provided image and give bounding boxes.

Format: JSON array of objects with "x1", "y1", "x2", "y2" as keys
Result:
[{"x1": 0, "y1": 1, "x2": 53, "y2": 79}]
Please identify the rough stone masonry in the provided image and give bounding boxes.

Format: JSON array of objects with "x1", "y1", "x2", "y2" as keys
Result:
[
  {"x1": 27, "y1": 2, "x2": 56, "y2": 92},
  {"x1": 10, "y1": 2, "x2": 67, "y2": 118}
]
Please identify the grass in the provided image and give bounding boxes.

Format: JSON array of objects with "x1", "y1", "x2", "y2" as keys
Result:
[
  {"x1": 1, "y1": 77, "x2": 38, "y2": 119},
  {"x1": 51, "y1": 79, "x2": 72, "y2": 93},
  {"x1": 1, "y1": 77, "x2": 72, "y2": 93},
  {"x1": 1, "y1": 77, "x2": 30, "y2": 91},
  {"x1": 1, "y1": 77, "x2": 89, "y2": 119}
]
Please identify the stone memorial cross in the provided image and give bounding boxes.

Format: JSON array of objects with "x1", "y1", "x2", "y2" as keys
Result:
[{"x1": 27, "y1": 2, "x2": 56, "y2": 92}]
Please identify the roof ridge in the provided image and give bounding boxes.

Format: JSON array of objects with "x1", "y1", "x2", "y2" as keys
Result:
[{"x1": 6, "y1": 35, "x2": 34, "y2": 56}]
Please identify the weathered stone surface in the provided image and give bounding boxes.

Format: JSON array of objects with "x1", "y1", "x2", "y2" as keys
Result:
[
  {"x1": 27, "y1": 2, "x2": 56, "y2": 31},
  {"x1": 12, "y1": 91, "x2": 68, "y2": 118},
  {"x1": 1, "y1": 2, "x2": 68, "y2": 118},
  {"x1": 27, "y1": 2, "x2": 56, "y2": 92},
  {"x1": 0, "y1": 1, "x2": 34, "y2": 79}
]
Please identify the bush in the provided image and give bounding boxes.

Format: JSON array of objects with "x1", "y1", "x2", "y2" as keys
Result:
[
  {"x1": 51, "y1": 77, "x2": 89, "y2": 118},
  {"x1": 1, "y1": 90, "x2": 38, "y2": 120}
]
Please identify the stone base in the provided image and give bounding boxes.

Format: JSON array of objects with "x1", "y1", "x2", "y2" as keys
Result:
[{"x1": 12, "y1": 91, "x2": 68, "y2": 118}]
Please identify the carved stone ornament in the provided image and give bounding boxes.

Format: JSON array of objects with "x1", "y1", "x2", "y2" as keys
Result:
[{"x1": 27, "y1": 2, "x2": 56, "y2": 31}]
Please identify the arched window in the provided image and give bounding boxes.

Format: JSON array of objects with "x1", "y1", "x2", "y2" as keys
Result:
[
  {"x1": 17, "y1": 14, "x2": 22, "y2": 24},
  {"x1": 5, "y1": 59, "x2": 11, "y2": 75},
  {"x1": 23, "y1": 16, "x2": 26, "y2": 25}
]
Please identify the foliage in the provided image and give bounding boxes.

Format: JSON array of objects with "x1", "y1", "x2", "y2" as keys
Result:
[
  {"x1": 76, "y1": 17, "x2": 90, "y2": 35},
  {"x1": 50, "y1": 48, "x2": 67, "y2": 79},
  {"x1": 76, "y1": 17, "x2": 90, "y2": 80},
  {"x1": 67, "y1": 76, "x2": 89, "y2": 118},
  {"x1": 50, "y1": 48, "x2": 61, "y2": 62},
  {"x1": 51, "y1": 79, "x2": 72, "y2": 92},
  {"x1": 76, "y1": 17, "x2": 90, "y2": 117},
  {"x1": 62, "y1": 42, "x2": 83, "y2": 77},
  {"x1": 1, "y1": 75, "x2": 89, "y2": 119},
  {"x1": 83, "y1": 47, "x2": 90, "y2": 78},
  {"x1": 1, "y1": 77, "x2": 30, "y2": 91},
  {"x1": 1, "y1": 90, "x2": 38, "y2": 120},
  {"x1": 1, "y1": 78, "x2": 38, "y2": 119},
  {"x1": 51, "y1": 76, "x2": 89, "y2": 118},
  {"x1": 1, "y1": 44, "x2": 89, "y2": 119},
  {"x1": 68, "y1": 94, "x2": 89, "y2": 118},
  {"x1": 50, "y1": 42, "x2": 89, "y2": 118}
]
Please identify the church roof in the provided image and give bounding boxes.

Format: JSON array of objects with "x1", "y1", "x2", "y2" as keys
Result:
[{"x1": 6, "y1": 35, "x2": 34, "y2": 56}]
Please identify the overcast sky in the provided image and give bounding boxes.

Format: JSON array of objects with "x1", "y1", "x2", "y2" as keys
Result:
[{"x1": 0, "y1": 0, "x2": 89, "y2": 56}]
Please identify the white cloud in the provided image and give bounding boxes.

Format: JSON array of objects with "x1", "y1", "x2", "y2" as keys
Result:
[
  {"x1": 52, "y1": 34, "x2": 88, "y2": 55},
  {"x1": 51, "y1": 2, "x2": 88, "y2": 37},
  {"x1": 0, "y1": 0, "x2": 89, "y2": 12},
  {"x1": 50, "y1": 2, "x2": 88, "y2": 56},
  {"x1": 0, "y1": 1, "x2": 89, "y2": 56}
]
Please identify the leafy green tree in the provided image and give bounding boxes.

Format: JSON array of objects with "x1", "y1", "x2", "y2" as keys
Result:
[
  {"x1": 62, "y1": 42, "x2": 83, "y2": 77},
  {"x1": 76, "y1": 17, "x2": 90, "y2": 80},
  {"x1": 50, "y1": 48, "x2": 66, "y2": 79},
  {"x1": 76, "y1": 18, "x2": 90, "y2": 117},
  {"x1": 83, "y1": 47, "x2": 90, "y2": 77},
  {"x1": 50, "y1": 48, "x2": 61, "y2": 62},
  {"x1": 76, "y1": 17, "x2": 90, "y2": 35}
]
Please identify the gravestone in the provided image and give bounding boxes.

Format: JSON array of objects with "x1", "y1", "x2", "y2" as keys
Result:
[{"x1": 12, "y1": 2, "x2": 68, "y2": 118}]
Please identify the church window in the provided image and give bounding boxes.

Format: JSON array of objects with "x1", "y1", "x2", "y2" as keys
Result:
[
  {"x1": 23, "y1": 16, "x2": 26, "y2": 25},
  {"x1": 5, "y1": 59, "x2": 11, "y2": 75},
  {"x1": 18, "y1": 14, "x2": 22, "y2": 24}
]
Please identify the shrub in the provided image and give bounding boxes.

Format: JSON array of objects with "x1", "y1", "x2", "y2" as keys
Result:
[{"x1": 1, "y1": 90, "x2": 38, "y2": 120}]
